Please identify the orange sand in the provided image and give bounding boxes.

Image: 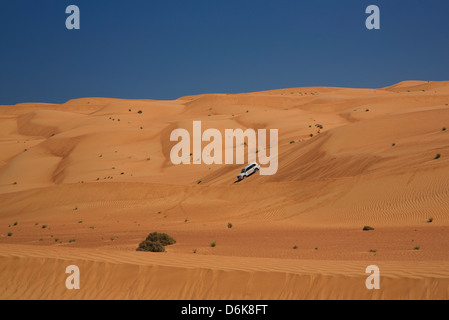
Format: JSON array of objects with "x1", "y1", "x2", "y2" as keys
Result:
[{"x1": 1, "y1": 80, "x2": 449, "y2": 299}]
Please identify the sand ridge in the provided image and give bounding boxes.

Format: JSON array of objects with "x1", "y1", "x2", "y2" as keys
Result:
[{"x1": 1, "y1": 81, "x2": 449, "y2": 299}]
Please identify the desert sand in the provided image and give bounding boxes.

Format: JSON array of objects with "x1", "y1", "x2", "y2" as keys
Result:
[{"x1": 1, "y1": 80, "x2": 449, "y2": 299}]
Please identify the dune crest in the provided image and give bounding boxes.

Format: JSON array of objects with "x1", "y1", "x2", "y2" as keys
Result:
[{"x1": 1, "y1": 81, "x2": 449, "y2": 299}]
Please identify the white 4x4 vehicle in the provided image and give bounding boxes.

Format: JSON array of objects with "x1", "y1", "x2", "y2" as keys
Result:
[{"x1": 237, "y1": 162, "x2": 260, "y2": 181}]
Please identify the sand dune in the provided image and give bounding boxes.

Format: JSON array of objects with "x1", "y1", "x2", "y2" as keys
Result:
[
  {"x1": 1, "y1": 81, "x2": 449, "y2": 299},
  {"x1": 1, "y1": 244, "x2": 449, "y2": 300}
]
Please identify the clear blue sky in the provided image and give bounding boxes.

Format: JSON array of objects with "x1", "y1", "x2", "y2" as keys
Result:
[{"x1": 1, "y1": 0, "x2": 448, "y2": 104}]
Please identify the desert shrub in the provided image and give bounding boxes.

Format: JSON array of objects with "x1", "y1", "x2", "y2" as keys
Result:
[
  {"x1": 414, "y1": 246, "x2": 420, "y2": 250},
  {"x1": 144, "y1": 232, "x2": 176, "y2": 246},
  {"x1": 138, "y1": 110, "x2": 143, "y2": 114},
  {"x1": 293, "y1": 245, "x2": 298, "y2": 250},
  {"x1": 427, "y1": 217, "x2": 433, "y2": 223},
  {"x1": 227, "y1": 222, "x2": 233, "y2": 229},
  {"x1": 136, "y1": 240, "x2": 165, "y2": 252},
  {"x1": 136, "y1": 232, "x2": 176, "y2": 252},
  {"x1": 363, "y1": 226, "x2": 374, "y2": 231},
  {"x1": 7, "y1": 232, "x2": 12, "y2": 237},
  {"x1": 210, "y1": 241, "x2": 216, "y2": 247},
  {"x1": 435, "y1": 154, "x2": 441, "y2": 159}
]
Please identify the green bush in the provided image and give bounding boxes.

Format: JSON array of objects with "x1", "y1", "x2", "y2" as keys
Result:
[
  {"x1": 145, "y1": 232, "x2": 176, "y2": 246},
  {"x1": 136, "y1": 240, "x2": 165, "y2": 252},
  {"x1": 363, "y1": 226, "x2": 374, "y2": 231},
  {"x1": 137, "y1": 232, "x2": 176, "y2": 252}
]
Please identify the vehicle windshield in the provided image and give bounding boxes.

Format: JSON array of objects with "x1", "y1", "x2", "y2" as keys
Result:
[{"x1": 241, "y1": 169, "x2": 246, "y2": 173}]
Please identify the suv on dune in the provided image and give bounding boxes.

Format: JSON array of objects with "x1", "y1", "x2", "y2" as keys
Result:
[{"x1": 237, "y1": 162, "x2": 260, "y2": 181}]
